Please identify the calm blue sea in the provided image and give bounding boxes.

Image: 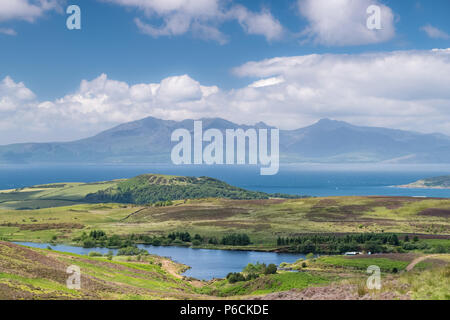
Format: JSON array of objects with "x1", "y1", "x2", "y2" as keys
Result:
[{"x1": 0, "y1": 164, "x2": 450, "y2": 198}]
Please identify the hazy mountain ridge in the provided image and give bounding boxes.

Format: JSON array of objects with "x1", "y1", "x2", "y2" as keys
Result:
[{"x1": 1, "y1": 117, "x2": 450, "y2": 164}]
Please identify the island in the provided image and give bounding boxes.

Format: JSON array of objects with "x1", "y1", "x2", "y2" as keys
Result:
[{"x1": 396, "y1": 175, "x2": 450, "y2": 189}]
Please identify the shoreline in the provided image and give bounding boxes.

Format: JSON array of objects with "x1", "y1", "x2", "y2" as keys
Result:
[{"x1": 394, "y1": 184, "x2": 450, "y2": 190}]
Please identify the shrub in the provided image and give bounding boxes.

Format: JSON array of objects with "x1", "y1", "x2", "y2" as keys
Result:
[
  {"x1": 117, "y1": 246, "x2": 148, "y2": 256},
  {"x1": 208, "y1": 237, "x2": 219, "y2": 245},
  {"x1": 264, "y1": 264, "x2": 277, "y2": 275},
  {"x1": 88, "y1": 251, "x2": 102, "y2": 257},
  {"x1": 226, "y1": 272, "x2": 246, "y2": 284},
  {"x1": 82, "y1": 239, "x2": 96, "y2": 248},
  {"x1": 306, "y1": 253, "x2": 314, "y2": 260},
  {"x1": 105, "y1": 250, "x2": 114, "y2": 260},
  {"x1": 433, "y1": 245, "x2": 447, "y2": 254},
  {"x1": 243, "y1": 262, "x2": 266, "y2": 274},
  {"x1": 152, "y1": 238, "x2": 161, "y2": 246},
  {"x1": 245, "y1": 273, "x2": 259, "y2": 281}
]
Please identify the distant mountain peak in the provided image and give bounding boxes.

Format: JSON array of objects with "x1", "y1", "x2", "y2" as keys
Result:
[
  {"x1": 2, "y1": 115, "x2": 450, "y2": 164},
  {"x1": 317, "y1": 118, "x2": 334, "y2": 123},
  {"x1": 316, "y1": 118, "x2": 349, "y2": 125},
  {"x1": 307, "y1": 118, "x2": 352, "y2": 131}
]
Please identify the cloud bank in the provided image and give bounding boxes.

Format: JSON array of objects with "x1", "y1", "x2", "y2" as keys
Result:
[
  {"x1": 421, "y1": 24, "x2": 450, "y2": 40},
  {"x1": 102, "y1": 0, "x2": 284, "y2": 43},
  {"x1": 297, "y1": 0, "x2": 395, "y2": 46},
  {"x1": 2, "y1": 49, "x2": 450, "y2": 144},
  {"x1": 0, "y1": 0, "x2": 63, "y2": 35}
]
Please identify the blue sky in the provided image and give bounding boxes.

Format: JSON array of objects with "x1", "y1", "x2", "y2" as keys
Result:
[
  {"x1": 1, "y1": 0, "x2": 449, "y2": 100},
  {"x1": 0, "y1": 0, "x2": 450, "y2": 143}
]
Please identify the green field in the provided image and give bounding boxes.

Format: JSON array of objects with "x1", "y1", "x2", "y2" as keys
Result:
[
  {"x1": 0, "y1": 181, "x2": 119, "y2": 210},
  {"x1": 307, "y1": 255, "x2": 410, "y2": 272},
  {"x1": 0, "y1": 191, "x2": 449, "y2": 247}
]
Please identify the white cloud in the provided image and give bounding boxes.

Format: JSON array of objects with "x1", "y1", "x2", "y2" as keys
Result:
[
  {"x1": 0, "y1": 0, "x2": 62, "y2": 36},
  {"x1": 0, "y1": 27, "x2": 17, "y2": 35},
  {"x1": 0, "y1": 76, "x2": 35, "y2": 111},
  {"x1": 230, "y1": 5, "x2": 283, "y2": 41},
  {"x1": 248, "y1": 76, "x2": 285, "y2": 88},
  {"x1": 102, "y1": 0, "x2": 283, "y2": 43},
  {"x1": 421, "y1": 24, "x2": 450, "y2": 40},
  {"x1": 297, "y1": 0, "x2": 395, "y2": 46},
  {"x1": 0, "y1": 73, "x2": 222, "y2": 143},
  {"x1": 0, "y1": 0, "x2": 62, "y2": 22},
  {"x1": 3, "y1": 49, "x2": 450, "y2": 143},
  {"x1": 233, "y1": 49, "x2": 450, "y2": 131}
]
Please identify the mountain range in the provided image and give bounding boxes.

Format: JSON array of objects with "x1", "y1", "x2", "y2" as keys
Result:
[{"x1": 2, "y1": 116, "x2": 450, "y2": 164}]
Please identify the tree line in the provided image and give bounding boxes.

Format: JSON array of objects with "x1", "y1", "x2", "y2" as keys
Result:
[{"x1": 74, "y1": 230, "x2": 252, "y2": 248}]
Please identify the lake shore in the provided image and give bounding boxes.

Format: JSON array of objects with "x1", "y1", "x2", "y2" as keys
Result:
[{"x1": 395, "y1": 184, "x2": 450, "y2": 190}]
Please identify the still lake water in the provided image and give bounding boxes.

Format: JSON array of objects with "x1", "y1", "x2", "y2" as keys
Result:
[
  {"x1": 1, "y1": 163, "x2": 449, "y2": 197},
  {"x1": 14, "y1": 242, "x2": 304, "y2": 280}
]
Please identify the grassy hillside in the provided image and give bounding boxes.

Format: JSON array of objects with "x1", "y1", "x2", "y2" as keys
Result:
[
  {"x1": 0, "y1": 181, "x2": 119, "y2": 210},
  {"x1": 1, "y1": 241, "x2": 448, "y2": 300},
  {"x1": 202, "y1": 253, "x2": 450, "y2": 300},
  {"x1": 0, "y1": 174, "x2": 298, "y2": 210},
  {"x1": 85, "y1": 174, "x2": 275, "y2": 205},
  {"x1": 0, "y1": 241, "x2": 201, "y2": 300}
]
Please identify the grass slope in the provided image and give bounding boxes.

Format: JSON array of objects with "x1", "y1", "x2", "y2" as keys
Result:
[
  {"x1": 0, "y1": 241, "x2": 198, "y2": 300},
  {"x1": 0, "y1": 241, "x2": 448, "y2": 300},
  {"x1": 0, "y1": 174, "x2": 295, "y2": 210},
  {"x1": 0, "y1": 196, "x2": 449, "y2": 246},
  {"x1": 84, "y1": 174, "x2": 274, "y2": 204}
]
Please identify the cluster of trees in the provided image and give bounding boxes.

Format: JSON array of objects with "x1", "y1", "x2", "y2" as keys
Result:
[
  {"x1": 220, "y1": 233, "x2": 251, "y2": 246},
  {"x1": 243, "y1": 262, "x2": 277, "y2": 275},
  {"x1": 117, "y1": 246, "x2": 149, "y2": 256},
  {"x1": 226, "y1": 262, "x2": 277, "y2": 284},
  {"x1": 85, "y1": 175, "x2": 272, "y2": 205},
  {"x1": 276, "y1": 233, "x2": 412, "y2": 254},
  {"x1": 166, "y1": 232, "x2": 251, "y2": 247},
  {"x1": 75, "y1": 231, "x2": 155, "y2": 249},
  {"x1": 168, "y1": 232, "x2": 192, "y2": 242},
  {"x1": 75, "y1": 230, "x2": 252, "y2": 249}
]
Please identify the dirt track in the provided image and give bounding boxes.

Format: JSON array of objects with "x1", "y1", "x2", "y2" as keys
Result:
[{"x1": 406, "y1": 255, "x2": 441, "y2": 271}]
